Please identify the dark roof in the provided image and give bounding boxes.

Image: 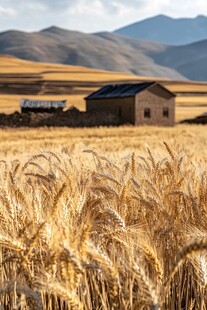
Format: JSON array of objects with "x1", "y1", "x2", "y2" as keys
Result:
[
  {"x1": 20, "y1": 99, "x2": 66, "y2": 109},
  {"x1": 85, "y1": 82, "x2": 155, "y2": 100},
  {"x1": 85, "y1": 82, "x2": 175, "y2": 100}
]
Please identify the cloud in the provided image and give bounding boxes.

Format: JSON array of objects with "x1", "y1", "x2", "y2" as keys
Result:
[
  {"x1": 40, "y1": 0, "x2": 147, "y2": 14},
  {"x1": 0, "y1": 0, "x2": 206, "y2": 15},
  {"x1": 0, "y1": 5, "x2": 15, "y2": 16},
  {"x1": 40, "y1": 0, "x2": 74, "y2": 10},
  {"x1": 0, "y1": 0, "x2": 166, "y2": 16},
  {"x1": 0, "y1": 0, "x2": 207, "y2": 33}
]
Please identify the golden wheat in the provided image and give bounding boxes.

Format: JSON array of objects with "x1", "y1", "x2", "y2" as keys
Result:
[{"x1": 0, "y1": 138, "x2": 205, "y2": 309}]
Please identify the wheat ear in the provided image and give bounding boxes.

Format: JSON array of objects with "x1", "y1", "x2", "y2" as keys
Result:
[
  {"x1": 163, "y1": 141, "x2": 175, "y2": 160},
  {"x1": 163, "y1": 238, "x2": 207, "y2": 303}
]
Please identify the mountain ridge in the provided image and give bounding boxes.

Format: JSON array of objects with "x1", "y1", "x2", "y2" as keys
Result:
[
  {"x1": 1, "y1": 21, "x2": 207, "y2": 80},
  {"x1": 0, "y1": 27, "x2": 185, "y2": 80},
  {"x1": 115, "y1": 14, "x2": 207, "y2": 45}
]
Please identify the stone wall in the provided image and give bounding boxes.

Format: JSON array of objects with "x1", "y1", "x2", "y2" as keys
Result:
[
  {"x1": 135, "y1": 90, "x2": 175, "y2": 126},
  {"x1": 0, "y1": 108, "x2": 120, "y2": 128}
]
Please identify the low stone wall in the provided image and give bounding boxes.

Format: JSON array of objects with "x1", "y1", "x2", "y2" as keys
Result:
[{"x1": 0, "y1": 109, "x2": 120, "y2": 128}]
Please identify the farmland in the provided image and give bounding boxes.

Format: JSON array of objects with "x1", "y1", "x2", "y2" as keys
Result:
[
  {"x1": 1, "y1": 56, "x2": 207, "y2": 121},
  {"x1": 0, "y1": 125, "x2": 206, "y2": 309},
  {"x1": 0, "y1": 56, "x2": 207, "y2": 309}
]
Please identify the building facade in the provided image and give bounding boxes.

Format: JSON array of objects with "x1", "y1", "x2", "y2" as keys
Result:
[{"x1": 85, "y1": 82, "x2": 175, "y2": 126}]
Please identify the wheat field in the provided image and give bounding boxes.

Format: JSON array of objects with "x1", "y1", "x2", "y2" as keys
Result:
[
  {"x1": 1, "y1": 56, "x2": 207, "y2": 309},
  {"x1": 0, "y1": 125, "x2": 206, "y2": 309}
]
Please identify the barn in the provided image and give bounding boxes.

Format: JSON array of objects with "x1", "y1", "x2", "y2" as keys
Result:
[
  {"x1": 85, "y1": 82, "x2": 175, "y2": 126},
  {"x1": 20, "y1": 99, "x2": 66, "y2": 113}
]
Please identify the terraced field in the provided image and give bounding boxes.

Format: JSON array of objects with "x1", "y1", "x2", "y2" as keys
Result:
[{"x1": 0, "y1": 56, "x2": 207, "y2": 121}]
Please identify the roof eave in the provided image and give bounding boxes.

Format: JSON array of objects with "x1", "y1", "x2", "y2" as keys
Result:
[{"x1": 147, "y1": 82, "x2": 176, "y2": 98}]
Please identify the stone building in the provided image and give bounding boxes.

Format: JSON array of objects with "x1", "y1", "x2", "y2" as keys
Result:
[
  {"x1": 85, "y1": 82, "x2": 175, "y2": 126},
  {"x1": 20, "y1": 99, "x2": 66, "y2": 113}
]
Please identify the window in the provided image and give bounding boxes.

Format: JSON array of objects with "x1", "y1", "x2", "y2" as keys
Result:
[
  {"x1": 144, "y1": 108, "x2": 151, "y2": 118},
  {"x1": 163, "y1": 107, "x2": 169, "y2": 118}
]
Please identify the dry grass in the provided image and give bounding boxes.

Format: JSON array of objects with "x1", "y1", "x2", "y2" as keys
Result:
[{"x1": 0, "y1": 129, "x2": 206, "y2": 309}]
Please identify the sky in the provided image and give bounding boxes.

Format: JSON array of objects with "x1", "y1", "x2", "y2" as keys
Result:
[{"x1": 0, "y1": 0, "x2": 207, "y2": 33}]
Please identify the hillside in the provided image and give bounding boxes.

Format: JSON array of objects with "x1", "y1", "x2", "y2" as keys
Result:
[
  {"x1": 0, "y1": 28, "x2": 185, "y2": 80},
  {"x1": 1, "y1": 26, "x2": 207, "y2": 81},
  {"x1": 115, "y1": 14, "x2": 207, "y2": 45},
  {"x1": 153, "y1": 40, "x2": 207, "y2": 81},
  {"x1": 97, "y1": 32, "x2": 207, "y2": 81}
]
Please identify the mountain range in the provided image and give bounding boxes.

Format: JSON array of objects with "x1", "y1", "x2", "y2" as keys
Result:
[
  {"x1": 1, "y1": 15, "x2": 207, "y2": 81},
  {"x1": 115, "y1": 14, "x2": 207, "y2": 45}
]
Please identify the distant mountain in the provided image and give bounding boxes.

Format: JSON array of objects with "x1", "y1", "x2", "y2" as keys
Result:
[
  {"x1": 153, "y1": 39, "x2": 207, "y2": 81},
  {"x1": 1, "y1": 26, "x2": 207, "y2": 80},
  {"x1": 115, "y1": 14, "x2": 207, "y2": 45},
  {"x1": 0, "y1": 27, "x2": 184, "y2": 80},
  {"x1": 96, "y1": 32, "x2": 207, "y2": 80}
]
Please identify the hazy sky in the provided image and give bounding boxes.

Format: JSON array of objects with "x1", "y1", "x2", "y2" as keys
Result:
[{"x1": 0, "y1": 0, "x2": 207, "y2": 32}]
